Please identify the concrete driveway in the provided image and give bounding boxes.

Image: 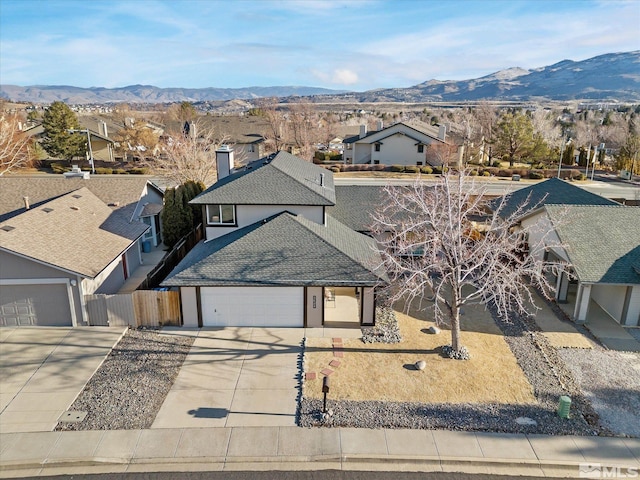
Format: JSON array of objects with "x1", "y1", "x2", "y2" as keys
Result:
[
  {"x1": 152, "y1": 327, "x2": 303, "y2": 428},
  {"x1": 0, "y1": 327, "x2": 126, "y2": 433}
]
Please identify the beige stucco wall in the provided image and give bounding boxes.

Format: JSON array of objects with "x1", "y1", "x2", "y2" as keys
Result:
[{"x1": 362, "y1": 287, "x2": 375, "y2": 325}]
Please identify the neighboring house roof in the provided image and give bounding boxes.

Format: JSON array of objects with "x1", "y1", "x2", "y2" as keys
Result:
[
  {"x1": 162, "y1": 212, "x2": 387, "y2": 287},
  {"x1": 328, "y1": 185, "x2": 386, "y2": 231},
  {"x1": 140, "y1": 203, "x2": 163, "y2": 217},
  {"x1": 546, "y1": 205, "x2": 640, "y2": 284},
  {"x1": 165, "y1": 116, "x2": 267, "y2": 145},
  {"x1": 0, "y1": 176, "x2": 162, "y2": 223},
  {"x1": 0, "y1": 187, "x2": 148, "y2": 278},
  {"x1": 191, "y1": 151, "x2": 336, "y2": 206},
  {"x1": 493, "y1": 177, "x2": 618, "y2": 218},
  {"x1": 343, "y1": 122, "x2": 446, "y2": 144}
]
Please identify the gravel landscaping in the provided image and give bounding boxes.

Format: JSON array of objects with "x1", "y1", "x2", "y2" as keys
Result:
[
  {"x1": 300, "y1": 302, "x2": 604, "y2": 436},
  {"x1": 557, "y1": 348, "x2": 640, "y2": 437},
  {"x1": 56, "y1": 328, "x2": 193, "y2": 431}
]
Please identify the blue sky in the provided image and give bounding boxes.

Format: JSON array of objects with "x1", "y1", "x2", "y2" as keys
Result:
[{"x1": 1, "y1": 0, "x2": 638, "y2": 91}]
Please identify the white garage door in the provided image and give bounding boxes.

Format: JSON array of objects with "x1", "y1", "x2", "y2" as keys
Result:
[{"x1": 201, "y1": 287, "x2": 304, "y2": 327}]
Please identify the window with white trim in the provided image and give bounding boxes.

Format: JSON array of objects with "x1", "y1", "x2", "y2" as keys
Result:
[{"x1": 207, "y1": 204, "x2": 236, "y2": 225}]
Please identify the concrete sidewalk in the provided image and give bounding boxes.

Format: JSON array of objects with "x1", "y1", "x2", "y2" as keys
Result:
[{"x1": 1, "y1": 426, "x2": 638, "y2": 478}]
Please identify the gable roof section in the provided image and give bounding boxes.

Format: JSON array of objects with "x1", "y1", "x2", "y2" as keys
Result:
[
  {"x1": 493, "y1": 177, "x2": 618, "y2": 218},
  {"x1": 344, "y1": 122, "x2": 446, "y2": 145},
  {"x1": 0, "y1": 187, "x2": 148, "y2": 278},
  {"x1": 191, "y1": 151, "x2": 336, "y2": 206},
  {"x1": 0, "y1": 176, "x2": 159, "y2": 223},
  {"x1": 162, "y1": 212, "x2": 386, "y2": 287},
  {"x1": 546, "y1": 205, "x2": 640, "y2": 284}
]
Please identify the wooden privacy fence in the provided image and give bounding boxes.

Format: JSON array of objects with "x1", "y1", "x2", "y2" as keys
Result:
[{"x1": 85, "y1": 290, "x2": 181, "y2": 327}]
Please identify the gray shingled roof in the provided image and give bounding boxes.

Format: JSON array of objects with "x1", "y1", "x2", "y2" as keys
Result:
[
  {"x1": 546, "y1": 205, "x2": 640, "y2": 284},
  {"x1": 0, "y1": 187, "x2": 149, "y2": 278},
  {"x1": 493, "y1": 177, "x2": 618, "y2": 218},
  {"x1": 191, "y1": 151, "x2": 336, "y2": 206},
  {"x1": 162, "y1": 212, "x2": 387, "y2": 287},
  {"x1": 328, "y1": 185, "x2": 386, "y2": 231},
  {"x1": 0, "y1": 176, "x2": 161, "y2": 223},
  {"x1": 343, "y1": 122, "x2": 445, "y2": 144}
]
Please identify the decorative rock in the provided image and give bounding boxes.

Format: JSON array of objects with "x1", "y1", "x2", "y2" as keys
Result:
[
  {"x1": 516, "y1": 416, "x2": 538, "y2": 426},
  {"x1": 415, "y1": 360, "x2": 427, "y2": 370},
  {"x1": 427, "y1": 326, "x2": 441, "y2": 334}
]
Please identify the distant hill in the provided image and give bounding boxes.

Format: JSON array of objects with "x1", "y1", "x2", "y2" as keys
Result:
[
  {"x1": 342, "y1": 51, "x2": 640, "y2": 103},
  {"x1": 0, "y1": 84, "x2": 347, "y2": 104},
  {"x1": 2, "y1": 51, "x2": 638, "y2": 104}
]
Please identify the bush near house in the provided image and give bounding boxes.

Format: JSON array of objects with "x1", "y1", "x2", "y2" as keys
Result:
[{"x1": 404, "y1": 166, "x2": 420, "y2": 174}]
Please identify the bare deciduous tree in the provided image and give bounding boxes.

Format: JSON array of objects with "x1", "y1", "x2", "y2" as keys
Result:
[
  {"x1": 425, "y1": 142, "x2": 458, "y2": 167},
  {"x1": 0, "y1": 114, "x2": 34, "y2": 175},
  {"x1": 288, "y1": 100, "x2": 319, "y2": 161},
  {"x1": 256, "y1": 97, "x2": 288, "y2": 153},
  {"x1": 151, "y1": 118, "x2": 224, "y2": 186},
  {"x1": 372, "y1": 170, "x2": 566, "y2": 358}
]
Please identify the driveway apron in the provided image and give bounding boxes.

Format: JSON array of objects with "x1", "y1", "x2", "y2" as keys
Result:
[
  {"x1": 152, "y1": 327, "x2": 302, "y2": 428},
  {"x1": 0, "y1": 327, "x2": 126, "y2": 433}
]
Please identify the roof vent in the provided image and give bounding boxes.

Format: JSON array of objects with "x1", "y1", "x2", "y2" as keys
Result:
[
  {"x1": 72, "y1": 194, "x2": 82, "y2": 199},
  {"x1": 43, "y1": 207, "x2": 54, "y2": 213},
  {"x1": 320, "y1": 172, "x2": 325, "y2": 187},
  {"x1": 70, "y1": 206, "x2": 80, "y2": 211},
  {"x1": 1, "y1": 225, "x2": 15, "y2": 232},
  {"x1": 23, "y1": 196, "x2": 30, "y2": 210},
  {"x1": 107, "y1": 202, "x2": 120, "y2": 207}
]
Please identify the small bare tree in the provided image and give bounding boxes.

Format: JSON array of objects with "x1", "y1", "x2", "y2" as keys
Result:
[
  {"x1": 372, "y1": 170, "x2": 567, "y2": 358},
  {"x1": 0, "y1": 114, "x2": 34, "y2": 175},
  {"x1": 152, "y1": 118, "x2": 224, "y2": 186},
  {"x1": 288, "y1": 100, "x2": 319, "y2": 161},
  {"x1": 425, "y1": 142, "x2": 458, "y2": 167},
  {"x1": 256, "y1": 97, "x2": 288, "y2": 153}
]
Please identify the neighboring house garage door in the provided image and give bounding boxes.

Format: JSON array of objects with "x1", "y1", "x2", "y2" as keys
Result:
[
  {"x1": 0, "y1": 284, "x2": 72, "y2": 326},
  {"x1": 201, "y1": 287, "x2": 303, "y2": 327}
]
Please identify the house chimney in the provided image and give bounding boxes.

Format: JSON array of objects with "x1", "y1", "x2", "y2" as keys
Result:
[
  {"x1": 23, "y1": 196, "x2": 30, "y2": 210},
  {"x1": 216, "y1": 145, "x2": 235, "y2": 182},
  {"x1": 99, "y1": 121, "x2": 108, "y2": 137},
  {"x1": 377, "y1": 120, "x2": 384, "y2": 131},
  {"x1": 359, "y1": 124, "x2": 367, "y2": 139},
  {"x1": 438, "y1": 124, "x2": 447, "y2": 142}
]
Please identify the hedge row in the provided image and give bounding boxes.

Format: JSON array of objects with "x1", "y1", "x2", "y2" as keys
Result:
[
  {"x1": 50, "y1": 163, "x2": 150, "y2": 175},
  {"x1": 326, "y1": 163, "x2": 584, "y2": 179}
]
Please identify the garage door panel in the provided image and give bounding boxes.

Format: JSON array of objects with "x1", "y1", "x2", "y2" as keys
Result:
[
  {"x1": 0, "y1": 285, "x2": 72, "y2": 327},
  {"x1": 201, "y1": 287, "x2": 303, "y2": 327}
]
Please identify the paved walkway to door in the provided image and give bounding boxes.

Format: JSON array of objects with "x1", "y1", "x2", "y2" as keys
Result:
[
  {"x1": 0, "y1": 327, "x2": 126, "y2": 433},
  {"x1": 152, "y1": 327, "x2": 304, "y2": 429}
]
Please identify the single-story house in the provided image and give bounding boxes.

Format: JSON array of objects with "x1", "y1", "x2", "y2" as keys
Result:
[
  {"x1": 162, "y1": 149, "x2": 387, "y2": 328},
  {"x1": 0, "y1": 187, "x2": 149, "y2": 326},
  {"x1": 493, "y1": 177, "x2": 638, "y2": 326}
]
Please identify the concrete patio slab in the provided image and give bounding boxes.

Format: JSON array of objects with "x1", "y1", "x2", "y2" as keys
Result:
[
  {"x1": 340, "y1": 427, "x2": 387, "y2": 455},
  {"x1": 227, "y1": 426, "x2": 278, "y2": 457}
]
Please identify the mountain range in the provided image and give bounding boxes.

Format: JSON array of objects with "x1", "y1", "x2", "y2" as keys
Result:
[{"x1": 1, "y1": 51, "x2": 638, "y2": 104}]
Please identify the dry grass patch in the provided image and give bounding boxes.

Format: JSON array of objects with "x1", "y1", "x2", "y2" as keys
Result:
[{"x1": 304, "y1": 304, "x2": 536, "y2": 405}]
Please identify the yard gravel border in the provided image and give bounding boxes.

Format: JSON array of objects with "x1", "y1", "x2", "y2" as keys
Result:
[{"x1": 56, "y1": 328, "x2": 194, "y2": 431}]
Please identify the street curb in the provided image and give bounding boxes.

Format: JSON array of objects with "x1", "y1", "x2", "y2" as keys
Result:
[{"x1": 0, "y1": 454, "x2": 593, "y2": 478}]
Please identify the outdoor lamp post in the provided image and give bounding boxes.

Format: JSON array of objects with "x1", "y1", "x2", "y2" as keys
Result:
[{"x1": 68, "y1": 129, "x2": 95, "y2": 174}]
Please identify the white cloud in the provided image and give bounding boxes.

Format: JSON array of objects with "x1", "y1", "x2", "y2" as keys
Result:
[{"x1": 333, "y1": 69, "x2": 359, "y2": 85}]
